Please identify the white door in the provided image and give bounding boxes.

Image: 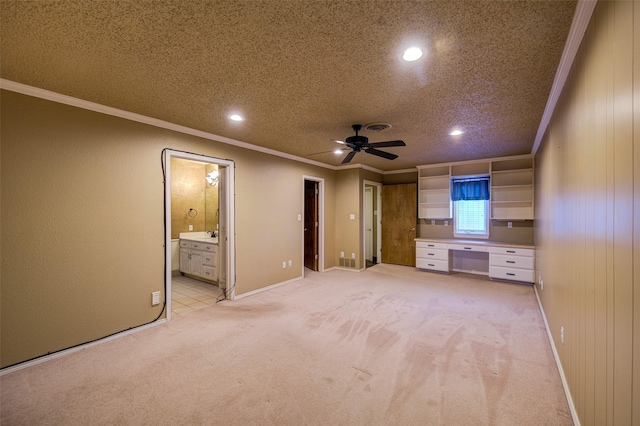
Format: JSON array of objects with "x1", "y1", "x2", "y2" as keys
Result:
[{"x1": 365, "y1": 186, "x2": 373, "y2": 262}]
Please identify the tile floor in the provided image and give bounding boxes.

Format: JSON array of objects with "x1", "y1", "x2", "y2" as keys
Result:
[{"x1": 171, "y1": 274, "x2": 224, "y2": 315}]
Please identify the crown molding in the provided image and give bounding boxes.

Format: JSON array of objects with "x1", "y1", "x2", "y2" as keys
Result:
[
  {"x1": 0, "y1": 79, "x2": 343, "y2": 171},
  {"x1": 531, "y1": 0, "x2": 597, "y2": 155}
]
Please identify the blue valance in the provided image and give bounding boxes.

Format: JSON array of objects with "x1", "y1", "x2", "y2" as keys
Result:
[{"x1": 451, "y1": 177, "x2": 490, "y2": 201}]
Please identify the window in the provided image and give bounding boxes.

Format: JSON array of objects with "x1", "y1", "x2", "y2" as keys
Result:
[{"x1": 451, "y1": 177, "x2": 490, "y2": 238}]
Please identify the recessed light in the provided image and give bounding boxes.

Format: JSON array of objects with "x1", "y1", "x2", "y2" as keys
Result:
[
  {"x1": 229, "y1": 114, "x2": 244, "y2": 122},
  {"x1": 450, "y1": 129, "x2": 463, "y2": 136},
  {"x1": 334, "y1": 149, "x2": 343, "y2": 155},
  {"x1": 403, "y1": 47, "x2": 423, "y2": 62}
]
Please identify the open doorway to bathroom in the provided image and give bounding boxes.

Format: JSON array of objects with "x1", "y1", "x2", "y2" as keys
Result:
[
  {"x1": 364, "y1": 181, "x2": 382, "y2": 268},
  {"x1": 164, "y1": 150, "x2": 235, "y2": 320}
]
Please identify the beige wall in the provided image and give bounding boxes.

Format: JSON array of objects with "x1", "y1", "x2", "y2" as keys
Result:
[
  {"x1": 535, "y1": 2, "x2": 639, "y2": 425},
  {"x1": 0, "y1": 90, "x2": 339, "y2": 367}
]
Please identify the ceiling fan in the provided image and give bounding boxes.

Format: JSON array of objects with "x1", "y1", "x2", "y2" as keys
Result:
[{"x1": 336, "y1": 124, "x2": 406, "y2": 164}]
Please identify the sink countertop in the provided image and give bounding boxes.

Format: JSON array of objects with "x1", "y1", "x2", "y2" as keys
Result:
[{"x1": 179, "y1": 232, "x2": 218, "y2": 244}]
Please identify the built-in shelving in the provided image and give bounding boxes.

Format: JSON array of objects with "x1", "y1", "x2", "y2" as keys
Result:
[
  {"x1": 417, "y1": 165, "x2": 451, "y2": 219},
  {"x1": 490, "y1": 158, "x2": 534, "y2": 220},
  {"x1": 416, "y1": 155, "x2": 534, "y2": 221}
]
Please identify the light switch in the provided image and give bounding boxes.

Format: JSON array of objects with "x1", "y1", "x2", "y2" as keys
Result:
[
  {"x1": 349, "y1": 214, "x2": 355, "y2": 220},
  {"x1": 297, "y1": 214, "x2": 301, "y2": 221}
]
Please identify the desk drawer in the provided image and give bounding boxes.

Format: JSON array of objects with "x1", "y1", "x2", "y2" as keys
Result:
[
  {"x1": 416, "y1": 241, "x2": 448, "y2": 250},
  {"x1": 416, "y1": 258, "x2": 450, "y2": 273},
  {"x1": 489, "y1": 266, "x2": 534, "y2": 283},
  {"x1": 416, "y1": 247, "x2": 449, "y2": 261},
  {"x1": 448, "y1": 243, "x2": 487, "y2": 253},
  {"x1": 490, "y1": 254, "x2": 534, "y2": 269},
  {"x1": 488, "y1": 247, "x2": 534, "y2": 257}
]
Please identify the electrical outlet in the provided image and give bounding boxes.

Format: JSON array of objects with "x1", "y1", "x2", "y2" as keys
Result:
[
  {"x1": 560, "y1": 326, "x2": 565, "y2": 344},
  {"x1": 351, "y1": 253, "x2": 356, "y2": 259},
  {"x1": 188, "y1": 225, "x2": 193, "y2": 231},
  {"x1": 340, "y1": 251, "x2": 344, "y2": 258},
  {"x1": 444, "y1": 220, "x2": 449, "y2": 226},
  {"x1": 508, "y1": 221, "x2": 513, "y2": 228},
  {"x1": 288, "y1": 260, "x2": 292, "y2": 268},
  {"x1": 431, "y1": 219, "x2": 435, "y2": 225},
  {"x1": 282, "y1": 261, "x2": 286, "y2": 269},
  {"x1": 151, "y1": 291, "x2": 160, "y2": 306}
]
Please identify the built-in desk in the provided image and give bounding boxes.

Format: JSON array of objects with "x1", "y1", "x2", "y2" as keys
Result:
[{"x1": 415, "y1": 238, "x2": 535, "y2": 284}]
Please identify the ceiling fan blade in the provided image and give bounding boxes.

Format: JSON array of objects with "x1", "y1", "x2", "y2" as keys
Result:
[
  {"x1": 341, "y1": 150, "x2": 357, "y2": 164},
  {"x1": 367, "y1": 140, "x2": 406, "y2": 148},
  {"x1": 364, "y1": 147, "x2": 398, "y2": 160},
  {"x1": 307, "y1": 148, "x2": 348, "y2": 156}
]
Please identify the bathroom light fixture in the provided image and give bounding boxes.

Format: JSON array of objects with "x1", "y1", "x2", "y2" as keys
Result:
[
  {"x1": 402, "y1": 47, "x2": 423, "y2": 62},
  {"x1": 205, "y1": 170, "x2": 219, "y2": 186},
  {"x1": 229, "y1": 114, "x2": 244, "y2": 122}
]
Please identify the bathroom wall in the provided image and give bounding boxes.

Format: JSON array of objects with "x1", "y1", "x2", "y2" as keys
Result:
[{"x1": 170, "y1": 158, "x2": 206, "y2": 239}]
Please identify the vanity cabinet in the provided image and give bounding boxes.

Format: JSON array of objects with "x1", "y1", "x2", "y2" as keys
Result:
[{"x1": 180, "y1": 240, "x2": 218, "y2": 282}]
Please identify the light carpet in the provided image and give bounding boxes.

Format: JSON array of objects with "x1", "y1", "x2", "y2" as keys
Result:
[{"x1": 1, "y1": 264, "x2": 571, "y2": 425}]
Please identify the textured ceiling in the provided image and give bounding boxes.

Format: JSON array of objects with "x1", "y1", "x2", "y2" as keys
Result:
[{"x1": 0, "y1": 0, "x2": 577, "y2": 171}]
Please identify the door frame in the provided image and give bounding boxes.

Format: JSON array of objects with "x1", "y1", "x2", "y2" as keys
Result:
[
  {"x1": 363, "y1": 180, "x2": 382, "y2": 265},
  {"x1": 302, "y1": 176, "x2": 325, "y2": 273},
  {"x1": 164, "y1": 149, "x2": 236, "y2": 321}
]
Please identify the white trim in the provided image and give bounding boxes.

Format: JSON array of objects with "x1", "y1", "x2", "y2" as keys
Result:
[
  {"x1": 534, "y1": 286, "x2": 580, "y2": 426},
  {"x1": 233, "y1": 276, "x2": 303, "y2": 300},
  {"x1": 0, "y1": 319, "x2": 167, "y2": 376},
  {"x1": 531, "y1": 0, "x2": 597, "y2": 155},
  {"x1": 416, "y1": 154, "x2": 532, "y2": 170},
  {"x1": 302, "y1": 176, "x2": 325, "y2": 273},
  {"x1": 164, "y1": 150, "x2": 237, "y2": 311},
  {"x1": 363, "y1": 180, "x2": 383, "y2": 265}
]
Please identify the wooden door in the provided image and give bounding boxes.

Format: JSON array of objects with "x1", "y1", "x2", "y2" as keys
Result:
[
  {"x1": 381, "y1": 183, "x2": 417, "y2": 266},
  {"x1": 304, "y1": 180, "x2": 319, "y2": 270}
]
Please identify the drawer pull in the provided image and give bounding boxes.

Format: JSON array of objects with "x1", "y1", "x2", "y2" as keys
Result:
[
  {"x1": 428, "y1": 244, "x2": 435, "y2": 247},
  {"x1": 428, "y1": 253, "x2": 435, "y2": 256},
  {"x1": 507, "y1": 250, "x2": 516, "y2": 253},
  {"x1": 464, "y1": 247, "x2": 472, "y2": 250},
  {"x1": 506, "y1": 273, "x2": 515, "y2": 276},
  {"x1": 506, "y1": 260, "x2": 516, "y2": 264},
  {"x1": 428, "y1": 264, "x2": 435, "y2": 267}
]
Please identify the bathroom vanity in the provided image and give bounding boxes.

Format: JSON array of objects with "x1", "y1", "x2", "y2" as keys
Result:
[{"x1": 179, "y1": 232, "x2": 219, "y2": 283}]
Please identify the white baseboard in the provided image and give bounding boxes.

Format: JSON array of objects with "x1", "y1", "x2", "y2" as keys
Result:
[
  {"x1": 1, "y1": 319, "x2": 167, "y2": 376},
  {"x1": 534, "y1": 286, "x2": 580, "y2": 426},
  {"x1": 233, "y1": 276, "x2": 303, "y2": 300}
]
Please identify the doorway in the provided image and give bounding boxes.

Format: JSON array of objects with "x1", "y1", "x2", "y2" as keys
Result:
[
  {"x1": 381, "y1": 183, "x2": 417, "y2": 266},
  {"x1": 363, "y1": 181, "x2": 382, "y2": 268},
  {"x1": 164, "y1": 150, "x2": 236, "y2": 321},
  {"x1": 303, "y1": 176, "x2": 324, "y2": 273}
]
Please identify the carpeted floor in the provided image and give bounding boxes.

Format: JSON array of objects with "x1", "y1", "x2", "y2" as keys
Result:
[{"x1": 1, "y1": 264, "x2": 571, "y2": 425}]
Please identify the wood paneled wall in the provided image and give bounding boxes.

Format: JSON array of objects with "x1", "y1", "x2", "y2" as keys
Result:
[{"x1": 534, "y1": 2, "x2": 639, "y2": 425}]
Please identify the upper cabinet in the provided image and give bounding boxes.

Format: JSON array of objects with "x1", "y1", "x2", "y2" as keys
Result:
[
  {"x1": 416, "y1": 155, "x2": 534, "y2": 221},
  {"x1": 417, "y1": 165, "x2": 451, "y2": 219},
  {"x1": 490, "y1": 158, "x2": 534, "y2": 220}
]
